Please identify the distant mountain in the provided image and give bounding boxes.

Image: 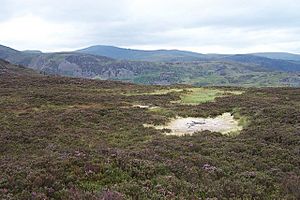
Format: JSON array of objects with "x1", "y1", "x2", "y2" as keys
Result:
[
  {"x1": 77, "y1": 45, "x2": 300, "y2": 72},
  {"x1": 222, "y1": 54, "x2": 300, "y2": 72},
  {"x1": 251, "y1": 52, "x2": 300, "y2": 61},
  {"x1": 0, "y1": 45, "x2": 39, "y2": 66},
  {"x1": 0, "y1": 44, "x2": 20, "y2": 60},
  {"x1": 22, "y1": 50, "x2": 43, "y2": 54},
  {"x1": 0, "y1": 44, "x2": 299, "y2": 86},
  {"x1": 0, "y1": 59, "x2": 40, "y2": 77},
  {"x1": 0, "y1": 45, "x2": 171, "y2": 81},
  {"x1": 76, "y1": 45, "x2": 214, "y2": 62},
  {"x1": 26, "y1": 53, "x2": 171, "y2": 81}
]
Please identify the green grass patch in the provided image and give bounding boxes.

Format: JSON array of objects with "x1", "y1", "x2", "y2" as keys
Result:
[
  {"x1": 175, "y1": 88, "x2": 242, "y2": 105},
  {"x1": 179, "y1": 88, "x2": 224, "y2": 104},
  {"x1": 123, "y1": 88, "x2": 184, "y2": 96}
]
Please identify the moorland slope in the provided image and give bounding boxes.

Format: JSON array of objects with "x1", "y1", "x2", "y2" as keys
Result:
[{"x1": 0, "y1": 60, "x2": 299, "y2": 199}]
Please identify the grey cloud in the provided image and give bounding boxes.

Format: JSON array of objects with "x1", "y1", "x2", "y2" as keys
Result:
[{"x1": 0, "y1": 0, "x2": 300, "y2": 53}]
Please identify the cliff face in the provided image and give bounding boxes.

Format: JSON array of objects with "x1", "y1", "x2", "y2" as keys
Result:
[{"x1": 0, "y1": 46, "x2": 161, "y2": 80}]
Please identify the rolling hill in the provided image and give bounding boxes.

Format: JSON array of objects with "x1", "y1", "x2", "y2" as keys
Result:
[
  {"x1": 0, "y1": 59, "x2": 40, "y2": 77},
  {"x1": 0, "y1": 44, "x2": 299, "y2": 86},
  {"x1": 251, "y1": 52, "x2": 300, "y2": 61},
  {"x1": 77, "y1": 45, "x2": 300, "y2": 70},
  {"x1": 223, "y1": 54, "x2": 300, "y2": 72},
  {"x1": 76, "y1": 45, "x2": 211, "y2": 62}
]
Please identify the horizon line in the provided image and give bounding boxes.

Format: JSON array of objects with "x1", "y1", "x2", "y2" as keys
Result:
[{"x1": 1, "y1": 43, "x2": 300, "y2": 55}]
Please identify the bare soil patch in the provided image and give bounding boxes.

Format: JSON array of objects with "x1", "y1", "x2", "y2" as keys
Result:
[{"x1": 144, "y1": 112, "x2": 243, "y2": 136}]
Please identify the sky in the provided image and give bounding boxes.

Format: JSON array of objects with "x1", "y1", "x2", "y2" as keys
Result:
[{"x1": 0, "y1": 0, "x2": 300, "y2": 53}]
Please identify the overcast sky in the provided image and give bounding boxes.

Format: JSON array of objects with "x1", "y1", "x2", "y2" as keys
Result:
[{"x1": 0, "y1": 0, "x2": 300, "y2": 53}]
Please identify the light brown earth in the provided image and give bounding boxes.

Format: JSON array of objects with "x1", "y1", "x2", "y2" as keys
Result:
[{"x1": 144, "y1": 112, "x2": 243, "y2": 136}]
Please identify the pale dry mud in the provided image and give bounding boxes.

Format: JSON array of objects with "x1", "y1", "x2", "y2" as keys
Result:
[
  {"x1": 144, "y1": 112, "x2": 243, "y2": 136},
  {"x1": 132, "y1": 104, "x2": 159, "y2": 110},
  {"x1": 132, "y1": 104, "x2": 150, "y2": 109}
]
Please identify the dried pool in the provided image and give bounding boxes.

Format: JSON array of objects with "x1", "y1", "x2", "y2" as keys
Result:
[{"x1": 144, "y1": 112, "x2": 243, "y2": 136}]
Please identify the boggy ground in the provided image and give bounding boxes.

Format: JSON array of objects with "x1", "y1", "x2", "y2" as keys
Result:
[{"x1": 0, "y1": 69, "x2": 300, "y2": 199}]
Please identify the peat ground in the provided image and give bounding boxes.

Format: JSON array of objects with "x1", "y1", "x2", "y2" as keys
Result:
[{"x1": 0, "y1": 66, "x2": 299, "y2": 199}]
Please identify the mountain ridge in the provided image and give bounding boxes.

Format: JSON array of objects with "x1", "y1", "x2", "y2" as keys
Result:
[
  {"x1": 251, "y1": 52, "x2": 300, "y2": 61},
  {"x1": 77, "y1": 45, "x2": 300, "y2": 63},
  {"x1": 0, "y1": 44, "x2": 299, "y2": 86},
  {"x1": 77, "y1": 45, "x2": 210, "y2": 62}
]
